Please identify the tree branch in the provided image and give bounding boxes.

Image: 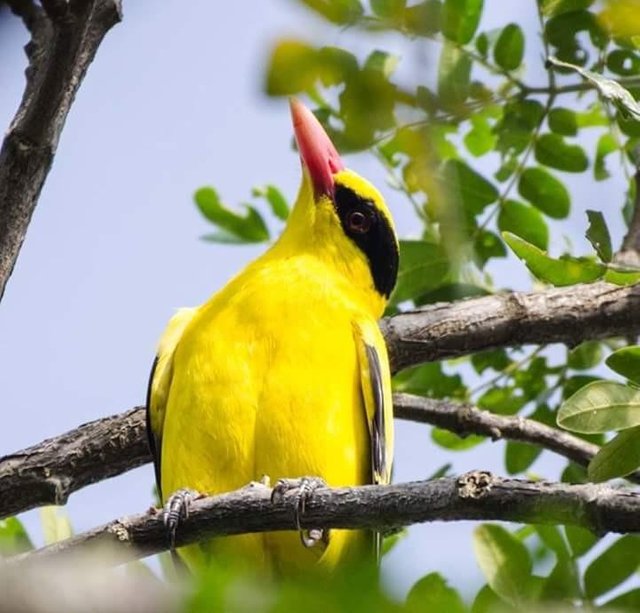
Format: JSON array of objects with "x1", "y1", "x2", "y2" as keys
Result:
[
  {"x1": 0, "y1": 408, "x2": 149, "y2": 519},
  {"x1": 9, "y1": 472, "x2": 640, "y2": 565},
  {"x1": 381, "y1": 281, "x2": 640, "y2": 373},
  {"x1": 2, "y1": 391, "x2": 631, "y2": 520},
  {"x1": 616, "y1": 146, "x2": 640, "y2": 268},
  {"x1": 0, "y1": 0, "x2": 122, "y2": 301}
]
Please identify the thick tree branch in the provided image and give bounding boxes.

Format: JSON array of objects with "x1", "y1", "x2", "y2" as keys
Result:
[
  {"x1": 0, "y1": 0, "x2": 122, "y2": 301},
  {"x1": 9, "y1": 473, "x2": 640, "y2": 565},
  {"x1": 2, "y1": 391, "x2": 630, "y2": 520},
  {"x1": 0, "y1": 408, "x2": 149, "y2": 519},
  {"x1": 381, "y1": 281, "x2": 640, "y2": 373}
]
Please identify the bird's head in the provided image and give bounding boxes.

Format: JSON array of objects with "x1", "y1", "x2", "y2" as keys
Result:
[{"x1": 277, "y1": 99, "x2": 398, "y2": 315}]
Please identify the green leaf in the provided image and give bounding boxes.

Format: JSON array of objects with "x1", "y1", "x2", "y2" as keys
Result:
[
  {"x1": 393, "y1": 362, "x2": 466, "y2": 399},
  {"x1": 265, "y1": 39, "x2": 318, "y2": 95},
  {"x1": 518, "y1": 167, "x2": 571, "y2": 219},
  {"x1": 442, "y1": 0, "x2": 483, "y2": 43},
  {"x1": 557, "y1": 381, "x2": 640, "y2": 433},
  {"x1": 603, "y1": 588, "x2": 640, "y2": 611},
  {"x1": 584, "y1": 535, "x2": 640, "y2": 599},
  {"x1": 406, "y1": 572, "x2": 467, "y2": 612},
  {"x1": 604, "y1": 266, "x2": 640, "y2": 286},
  {"x1": 432, "y1": 428, "x2": 485, "y2": 450},
  {"x1": 567, "y1": 340, "x2": 602, "y2": 370},
  {"x1": 403, "y1": 0, "x2": 442, "y2": 37},
  {"x1": 585, "y1": 210, "x2": 612, "y2": 262},
  {"x1": 607, "y1": 49, "x2": 640, "y2": 77},
  {"x1": 564, "y1": 525, "x2": 598, "y2": 557},
  {"x1": 441, "y1": 159, "x2": 499, "y2": 214},
  {"x1": 540, "y1": 557, "x2": 581, "y2": 601},
  {"x1": 390, "y1": 240, "x2": 450, "y2": 304},
  {"x1": 438, "y1": 41, "x2": 472, "y2": 105},
  {"x1": 370, "y1": 0, "x2": 406, "y2": 19},
  {"x1": 464, "y1": 113, "x2": 496, "y2": 157},
  {"x1": 471, "y1": 585, "x2": 504, "y2": 613},
  {"x1": 364, "y1": 50, "x2": 400, "y2": 77},
  {"x1": 195, "y1": 187, "x2": 269, "y2": 243},
  {"x1": 381, "y1": 528, "x2": 407, "y2": 556},
  {"x1": 534, "y1": 133, "x2": 589, "y2": 173},
  {"x1": 40, "y1": 506, "x2": 73, "y2": 545},
  {"x1": 478, "y1": 386, "x2": 526, "y2": 415},
  {"x1": 594, "y1": 133, "x2": 617, "y2": 181},
  {"x1": 548, "y1": 107, "x2": 578, "y2": 136},
  {"x1": 494, "y1": 24, "x2": 524, "y2": 71},
  {"x1": 472, "y1": 349, "x2": 511, "y2": 375},
  {"x1": 252, "y1": 185, "x2": 289, "y2": 221},
  {"x1": 606, "y1": 346, "x2": 640, "y2": 385},
  {"x1": 505, "y1": 441, "x2": 542, "y2": 474},
  {"x1": 503, "y1": 232, "x2": 605, "y2": 286},
  {"x1": 474, "y1": 229, "x2": 507, "y2": 265},
  {"x1": 541, "y1": 0, "x2": 594, "y2": 18},
  {"x1": 298, "y1": 0, "x2": 364, "y2": 24},
  {"x1": 498, "y1": 199, "x2": 549, "y2": 250},
  {"x1": 535, "y1": 525, "x2": 571, "y2": 560},
  {"x1": 588, "y1": 425, "x2": 640, "y2": 482},
  {"x1": 0, "y1": 517, "x2": 33, "y2": 556},
  {"x1": 473, "y1": 524, "x2": 533, "y2": 604},
  {"x1": 547, "y1": 56, "x2": 640, "y2": 121},
  {"x1": 496, "y1": 100, "x2": 544, "y2": 156}
]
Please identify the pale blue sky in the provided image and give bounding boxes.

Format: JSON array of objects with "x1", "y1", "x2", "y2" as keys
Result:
[{"x1": 0, "y1": 0, "x2": 631, "y2": 599}]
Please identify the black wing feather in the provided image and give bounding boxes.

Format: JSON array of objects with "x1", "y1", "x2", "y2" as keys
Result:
[{"x1": 145, "y1": 356, "x2": 163, "y2": 499}]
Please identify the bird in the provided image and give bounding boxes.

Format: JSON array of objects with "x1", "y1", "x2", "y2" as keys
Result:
[{"x1": 146, "y1": 99, "x2": 399, "y2": 576}]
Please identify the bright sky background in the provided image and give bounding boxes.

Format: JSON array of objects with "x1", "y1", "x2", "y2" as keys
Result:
[{"x1": 0, "y1": 0, "x2": 631, "y2": 600}]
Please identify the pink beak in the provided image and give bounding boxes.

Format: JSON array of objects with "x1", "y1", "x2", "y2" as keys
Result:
[{"x1": 290, "y1": 98, "x2": 345, "y2": 197}]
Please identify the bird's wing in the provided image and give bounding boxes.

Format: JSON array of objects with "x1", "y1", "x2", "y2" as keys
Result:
[
  {"x1": 146, "y1": 307, "x2": 197, "y2": 498},
  {"x1": 354, "y1": 319, "x2": 394, "y2": 486}
]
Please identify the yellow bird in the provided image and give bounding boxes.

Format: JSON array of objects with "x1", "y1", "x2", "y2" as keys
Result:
[{"x1": 146, "y1": 99, "x2": 399, "y2": 575}]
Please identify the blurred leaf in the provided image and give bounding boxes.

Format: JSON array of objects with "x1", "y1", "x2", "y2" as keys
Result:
[
  {"x1": 588, "y1": 425, "x2": 640, "y2": 481},
  {"x1": 473, "y1": 524, "x2": 532, "y2": 604},
  {"x1": 472, "y1": 349, "x2": 511, "y2": 375},
  {"x1": 298, "y1": 0, "x2": 364, "y2": 24},
  {"x1": 404, "y1": 0, "x2": 442, "y2": 37},
  {"x1": 548, "y1": 56, "x2": 640, "y2": 121},
  {"x1": 464, "y1": 113, "x2": 497, "y2": 157},
  {"x1": 568, "y1": 340, "x2": 603, "y2": 370},
  {"x1": 438, "y1": 41, "x2": 472, "y2": 106},
  {"x1": 495, "y1": 99, "x2": 544, "y2": 157},
  {"x1": 442, "y1": 0, "x2": 483, "y2": 43},
  {"x1": 584, "y1": 535, "x2": 640, "y2": 599},
  {"x1": 603, "y1": 587, "x2": 640, "y2": 611},
  {"x1": 474, "y1": 229, "x2": 507, "y2": 266},
  {"x1": 0, "y1": 517, "x2": 33, "y2": 556},
  {"x1": 441, "y1": 159, "x2": 499, "y2": 214},
  {"x1": 599, "y1": 0, "x2": 640, "y2": 40},
  {"x1": 585, "y1": 209, "x2": 612, "y2": 261},
  {"x1": 505, "y1": 441, "x2": 542, "y2": 474},
  {"x1": 535, "y1": 525, "x2": 571, "y2": 560},
  {"x1": 498, "y1": 199, "x2": 549, "y2": 249},
  {"x1": 406, "y1": 572, "x2": 467, "y2": 612},
  {"x1": 594, "y1": 133, "x2": 617, "y2": 181},
  {"x1": 607, "y1": 346, "x2": 640, "y2": 384},
  {"x1": 265, "y1": 39, "x2": 318, "y2": 95},
  {"x1": 390, "y1": 240, "x2": 450, "y2": 304},
  {"x1": 534, "y1": 133, "x2": 589, "y2": 173},
  {"x1": 557, "y1": 380, "x2": 640, "y2": 433},
  {"x1": 252, "y1": 185, "x2": 289, "y2": 221},
  {"x1": 494, "y1": 24, "x2": 524, "y2": 71},
  {"x1": 548, "y1": 107, "x2": 578, "y2": 136},
  {"x1": 503, "y1": 232, "x2": 605, "y2": 286},
  {"x1": 564, "y1": 525, "x2": 598, "y2": 557},
  {"x1": 371, "y1": 0, "x2": 406, "y2": 19},
  {"x1": 40, "y1": 506, "x2": 73, "y2": 545},
  {"x1": 541, "y1": 0, "x2": 594, "y2": 18},
  {"x1": 518, "y1": 167, "x2": 570, "y2": 219},
  {"x1": 393, "y1": 362, "x2": 466, "y2": 398},
  {"x1": 478, "y1": 386, "x2": 526, "y2": 415},
  {"x1": 604, "y1": 266, "x2": 640, "y2": 285},
  {"x1": 364, "y1": 50, "x2": 399, "y2": 77},
  {"x1": 540, "y1": 557, "x2": 581, "y2": 601},
  {"x1": 471, "y1": 585, "x2": 505, "y2": 613},
  {"x1": 195, "y1": 187, "x2": 269, "y2": 243},
  {"x1": 432, "y1": 428, "x2": 485, "y2": 450},
  {"x1": 607, "y1": 49, "x2": 640, "y2": 77}
]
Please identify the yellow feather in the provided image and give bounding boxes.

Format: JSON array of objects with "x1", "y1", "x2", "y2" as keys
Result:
[{"x1": 150, "y1": 166, "x2": 396, "y2": 574}]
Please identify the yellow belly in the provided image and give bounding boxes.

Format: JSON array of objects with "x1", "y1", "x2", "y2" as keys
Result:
[{"x1": 160, "y1": 258, "x2": 373, "y2": 574}]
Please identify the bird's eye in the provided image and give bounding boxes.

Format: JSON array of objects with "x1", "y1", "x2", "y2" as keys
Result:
[{"x1": 346, "y1": 209, "x2": 372, "y2": 234}]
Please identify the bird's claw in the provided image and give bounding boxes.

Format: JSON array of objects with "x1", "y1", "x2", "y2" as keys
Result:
[
  {"x1": 271, "y1": 477, "x2": 328, "y2": 549},
  {"x1": 163, "y1": 488, "x2": 201, "y2": 548}
]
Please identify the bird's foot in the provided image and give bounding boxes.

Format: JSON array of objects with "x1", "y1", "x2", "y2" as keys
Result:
[
  {"x1": 163, "y1": 488, "x2": 203, "y2": 548},
  {"x1": 271, "y1": 476, "x2": 328, "y2": 549}
]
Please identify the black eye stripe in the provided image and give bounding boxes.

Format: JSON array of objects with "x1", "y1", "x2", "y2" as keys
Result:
[{"x1": 333, "y1": 184, "x2": 399, "y2": 298}]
